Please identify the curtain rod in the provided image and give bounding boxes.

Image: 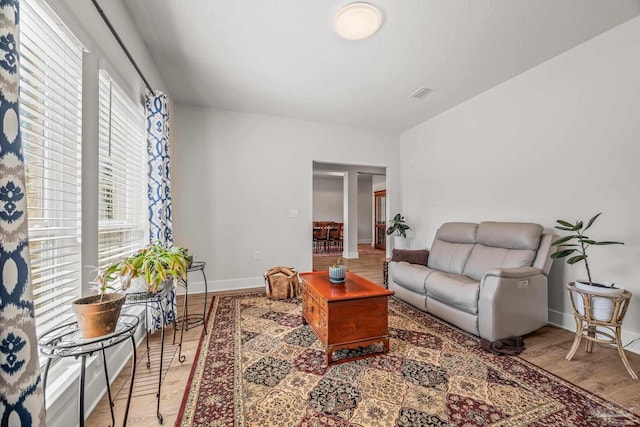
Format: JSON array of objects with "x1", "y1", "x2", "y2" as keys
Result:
[{"x1": 91, "y1": 0, "x2": 155, "y2": 96}]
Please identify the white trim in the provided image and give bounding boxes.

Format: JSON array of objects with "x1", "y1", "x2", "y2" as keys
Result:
[{"x1": 175, "y1": 276, "x2": 264, "y2": 295}]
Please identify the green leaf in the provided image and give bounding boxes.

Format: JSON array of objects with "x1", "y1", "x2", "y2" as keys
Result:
[
  {"x1": 554, "y1": 226, "x2": 575, "y2": 231},
  {"x1": 583, "y1": 212, "x2": 602, "y2": 232},
  {"x1": 550, "y1": 249, "x2": 576, "y2": 259},
  {"x1": 556, "y1": 220, "x2": 574, "y2": 228},
  {"x1": 551, "y1": 235, "x2": 579, "y2": 246},
  {"x1": 592, "y1": 241, "x2": 624, "y2": 245},
  {"x1": 575, "y1": 221, "x2": 583, "y2": 230},
  {"x1": 567, "y1": 255, "x2": 586, "y2": 265}
]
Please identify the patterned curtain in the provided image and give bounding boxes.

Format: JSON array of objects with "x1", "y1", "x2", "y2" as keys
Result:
[
  {"x1": 0, "y1": 1, "x2": 46, "y2": 425},
  {"x1": 147, "y1": 91, "x2": 172, "y2": 245},
  {"x1": 145, "y1": 91, "x2": 175, "y2": 331}
]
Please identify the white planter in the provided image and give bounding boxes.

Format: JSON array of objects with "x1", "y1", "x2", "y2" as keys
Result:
[
  {"x1": 393, "y1": 235, "x2": 410, "y2": 250},
  {"x1": 573, "y1": 281, "x2": 622, "y2": 322}
]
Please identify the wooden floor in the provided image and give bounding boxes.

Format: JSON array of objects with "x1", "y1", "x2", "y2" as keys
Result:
[{"x1": 87, "y1": 247, "x2": 640, "y2": 425}]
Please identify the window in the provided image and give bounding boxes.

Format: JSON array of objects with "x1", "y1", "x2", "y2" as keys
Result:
[
  {"x1": 97, "y1": 70, "x2": 147, "y2": 270},
  {"x1": 19, "y1": 0, "x2": 84, "y2": 336}
]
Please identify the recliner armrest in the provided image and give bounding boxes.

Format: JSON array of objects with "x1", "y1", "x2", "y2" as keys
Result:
[
  {"x1": 478, "y1": 267, "x2": 548, "y2": 341},
  {"x1": 483, "y1": 266, "x2": 541, "y2": 280}
]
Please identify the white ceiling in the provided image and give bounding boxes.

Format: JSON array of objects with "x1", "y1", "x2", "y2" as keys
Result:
[{"x1": 124, "y1": 0, "x2": 640, "y2": 133}]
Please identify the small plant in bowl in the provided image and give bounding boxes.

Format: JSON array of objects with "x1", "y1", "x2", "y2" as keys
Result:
[{"x1": 329, "y1": 257, "x2": 346, "y2": 284}]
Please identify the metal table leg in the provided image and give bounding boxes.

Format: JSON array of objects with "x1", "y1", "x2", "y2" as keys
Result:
[
  {"x1": 202, "y1": 268, "x2": 208, "y2": 335},
  {"x1": 79, "y1": 355, "x2": 86, "y2": 427},
  {"x1": 144, "y1": 299, "x2": 152, "y2": 369},
  {"x1": 156, "y1": 303, "x2": 165, "y2": 424},
  {"x1": 123, "y1": 334, "x2": 137, "y2": 426},
  {"x1": 178, "y1": 283, "x2": 188, "y2": 362},
  {"x1": 101, "y1": 348, "x2": 115, "y2": 427},
  {"x1": 42, "y1": 358, "x2": 52, "y2": 408}
]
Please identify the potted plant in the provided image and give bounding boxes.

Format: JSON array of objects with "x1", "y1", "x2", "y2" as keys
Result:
[
  {"x1": 328, "y1": 257, "x2": 346, "y2": 284},
  {"x1": 97, "y1": 242, "x2": 191, "y2": 294},
  {"x1": 387, "y1": 213, "x2": 411, "y2": 250},
  {"x1": 72, "y1": 242, "x2": 191, "y2": 338},
  {"x1": 72, "y1": 271, "x2": 126, "y2": 339},
  {"x1": 550, "y1": 212, "x2": 624, "y2": 321}
]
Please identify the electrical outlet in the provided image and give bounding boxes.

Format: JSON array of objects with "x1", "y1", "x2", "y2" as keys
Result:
[
  {"x1": 518, "y1": 280, "x2": 529, "y2": 288},
  {"x1": 254, "y1": 251, "x2": 261, "y2": 260}
]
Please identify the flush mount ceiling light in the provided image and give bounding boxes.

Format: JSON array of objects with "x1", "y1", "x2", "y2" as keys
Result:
[{"x1": 334, "y1": 3, "x2": 382, "y2": 40}]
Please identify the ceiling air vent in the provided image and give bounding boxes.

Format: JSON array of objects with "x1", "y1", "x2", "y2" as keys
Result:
[{"x1": 409, "y1": 86, "x2": 433, "y2": 99}]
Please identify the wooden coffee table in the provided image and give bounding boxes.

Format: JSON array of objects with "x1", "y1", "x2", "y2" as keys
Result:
[{"x1": 300, "y1": 271, "x2": 395, "y2": 365}]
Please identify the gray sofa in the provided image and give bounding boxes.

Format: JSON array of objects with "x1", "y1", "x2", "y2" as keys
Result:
[{"x1": 388, "y1": 221, "x2": 554, "y2": 341}]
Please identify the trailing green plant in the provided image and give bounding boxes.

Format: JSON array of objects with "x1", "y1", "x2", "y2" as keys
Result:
[
  {"x1": 93, "y1": 242, "x2": 191, "y2": 294},
  {"x1": 386, "y1": 213, "x2": 411, "y2": 238},
  {"x1": 550, "y1": 213, "x2": 623, "y2": 286}
]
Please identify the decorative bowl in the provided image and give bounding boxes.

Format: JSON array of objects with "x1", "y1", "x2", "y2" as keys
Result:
[{"x1": 329, "y1": 265, "x2": 346, "y2": 283}]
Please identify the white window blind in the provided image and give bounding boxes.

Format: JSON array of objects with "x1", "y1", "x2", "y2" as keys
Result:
[
  {"x1": 98, "y1": 70, "x2": 147, "y2": 270},
  {"x1": 19, "y1": 0, "x2": 83, "y2": 336}
]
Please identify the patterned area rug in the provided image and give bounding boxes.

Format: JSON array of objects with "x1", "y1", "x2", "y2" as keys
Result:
[{"x1": 177, "y1": 293, "x2": 640, "y2": 426}]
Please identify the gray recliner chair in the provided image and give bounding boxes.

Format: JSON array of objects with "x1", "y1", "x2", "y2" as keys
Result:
[{"x1": 389, "y1": 221, "x2": 555, "y2": 341}]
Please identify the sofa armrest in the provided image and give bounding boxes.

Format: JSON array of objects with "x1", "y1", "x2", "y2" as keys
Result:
[
  {"x1": 483, "y1": 266, "x2": 541, "y2": 280},
  {"x1": 478, "y1": 269, "x2": 548, "y2": 341}
]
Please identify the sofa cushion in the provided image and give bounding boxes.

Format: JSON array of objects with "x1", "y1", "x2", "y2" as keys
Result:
[
  {"x1": 476, "y1": 222, "x2": 543, "y2": 250},
  {"x1": 427, "y1": 222, "x2": 478, "y2": 275},
  {"x1": 427, "y1": 241, "x2": 475, "y2": 275},
  {"x1": 391, "y1": 249, "x2": 429, "y2": 266},
  {"x1": 462, "y1": 244, "x2": 537, "y2": 282},
  {"x1": 436, "y1": 222, "x2": 478, "y2": 243},
  {"x1": 425, "y1": 272, "x2": 480, "y2": 314},
  {"x1": 389, "y1": 261, "x2": 436, "y2": 294}
]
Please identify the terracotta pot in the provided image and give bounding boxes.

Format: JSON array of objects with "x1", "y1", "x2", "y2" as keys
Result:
[{"x1": 72, "y1": 293, "x2": 126, "y2": 338}]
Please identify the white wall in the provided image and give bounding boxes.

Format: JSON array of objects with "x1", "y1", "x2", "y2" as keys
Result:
[
  {"x1": 400, "y1": 17, "x2": 640, "y2": 348},
  {"x1": 313, "y1": 176, "x2": 343, "y2": 222},
  {"x1": 372, "y1": 175, "x2": 386, "y2": 193},
  {"x1": 172, "y1": 107, "x2": 400, "y2": 290}
]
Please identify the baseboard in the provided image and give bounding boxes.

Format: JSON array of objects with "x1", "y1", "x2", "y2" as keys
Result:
[
  {"x1": 174, "y1": 276, "x2": 264, "y2": 295},
  {"x1": 343, "y1": 250, "x2": 360, "y2": 259},
  {"x1": 547, "y1": 308, "x2": 640, "y2": 354}
]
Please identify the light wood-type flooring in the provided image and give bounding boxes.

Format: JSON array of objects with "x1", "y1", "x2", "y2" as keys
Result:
[{"x1": 86, "y1": 246, "x2": 640, "y2": 425}]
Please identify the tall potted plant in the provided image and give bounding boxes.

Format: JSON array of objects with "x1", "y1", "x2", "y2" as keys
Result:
[
  {"x1": 387, "y1": 213, "x2": 411, "y2": 249},
  {"x1": 550, "y1": 212, "x2": 623, "y2": 320}
]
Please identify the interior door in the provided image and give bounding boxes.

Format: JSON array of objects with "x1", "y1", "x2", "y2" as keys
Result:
[{"x1": 374, "y1": 190, "x2": 386, "y2": 250}]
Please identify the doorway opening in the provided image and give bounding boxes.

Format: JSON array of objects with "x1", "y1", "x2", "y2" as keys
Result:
[{"x1": 312, "y1": 162, "x2": 386, "y2": 283}]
